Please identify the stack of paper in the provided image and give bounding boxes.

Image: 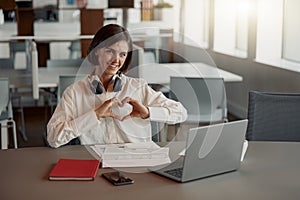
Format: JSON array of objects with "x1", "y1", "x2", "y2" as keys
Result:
[{"x1": 90, "y1": 142, "x2": 171, "y2": 168}]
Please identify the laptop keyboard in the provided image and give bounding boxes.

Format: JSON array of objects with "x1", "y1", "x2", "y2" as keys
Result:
[{"x1": 165, "y1": 167, "x2": 183, "y2": 178}]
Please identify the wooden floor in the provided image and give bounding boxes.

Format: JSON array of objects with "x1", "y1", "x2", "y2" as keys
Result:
[
  {"x1": 9, "y1": 106, "x2": 240, "y2": 149},
  {"x1": 12, "y1": 106, "x2": 51, "y2": 148}
]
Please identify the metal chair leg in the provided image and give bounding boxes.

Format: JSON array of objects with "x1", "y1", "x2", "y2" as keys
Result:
[
  {"x1": 17, "y1": 106, "x2": 27, "y2": 141},
  {"x1": 11, "y1": 95, "x2": 28, "y2": 141},
  {"x1": 10, "y1": 120, "x2": 18, "y2": 149},
  {"x1": 0, "y1": 119, "x2": 18, "y2": 149}
]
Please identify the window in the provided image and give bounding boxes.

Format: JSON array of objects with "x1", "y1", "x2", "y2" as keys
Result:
[
  {"x1": 213, "y1": 0, "x2": 249, "y2": 58},
  {"x1": 181, "y1": 0, "x2": 209, "y2": 48},
  {"x1": 256, "y1": 0, "x2": 300, "y2": 73},
  {"x1": 282, "y1": 0, "x2": 300, "y2": 63},
  {"x1": 256, "y1": 0, "x2": 283, "y2": 66}
]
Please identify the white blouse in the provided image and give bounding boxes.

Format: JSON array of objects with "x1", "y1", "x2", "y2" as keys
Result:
[{"x1": 47, "y1": 75, "x2": 187, "y2": 148}]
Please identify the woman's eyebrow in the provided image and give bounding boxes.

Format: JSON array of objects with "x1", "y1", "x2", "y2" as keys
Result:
[{"x1": 105, "y1": 47, "x2": 114, "y2": 51}]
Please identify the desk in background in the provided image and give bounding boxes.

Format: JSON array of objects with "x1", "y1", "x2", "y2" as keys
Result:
[
  {"x1": 139, "y1": 62, "x2": 243, "y2": 86},
  {"x1": 0, "y1": 142, "x2": 299, "y2": 200},
  {"x1": 0, "y1": 62, "x2": 241, "y2": 99},
  {"x1": 0, "y1": 35, "x2": 94, "y2": 69},
  {"x1": 0, "y1": 66, "x2": 90, "y2": 149},
  {"x1": 0, "y1": 67, "x2": 89, "y2": 89}
]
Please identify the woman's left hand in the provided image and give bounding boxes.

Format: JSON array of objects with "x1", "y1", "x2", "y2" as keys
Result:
[{"x1": 121, "y1": 97, "x2": 149, "y2": 120}]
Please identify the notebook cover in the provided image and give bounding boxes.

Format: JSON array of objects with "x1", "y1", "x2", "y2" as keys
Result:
[{"x1": 49, "y1": 158, "x2": 100, "y2": 181}]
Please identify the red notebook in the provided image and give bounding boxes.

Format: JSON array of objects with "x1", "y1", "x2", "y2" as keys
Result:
[{"x1": 49, "y1": 158, "x2": 100, "y2": 181}]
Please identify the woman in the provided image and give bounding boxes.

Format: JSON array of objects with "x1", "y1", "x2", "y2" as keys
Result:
[{"x1": 47, "y1": 24, "x2": 187, "y2": 148}]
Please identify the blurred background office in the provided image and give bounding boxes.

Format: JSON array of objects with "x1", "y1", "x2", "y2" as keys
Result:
[{"x1": 1, "y1": 0, "x2": 300, "y2": 148}]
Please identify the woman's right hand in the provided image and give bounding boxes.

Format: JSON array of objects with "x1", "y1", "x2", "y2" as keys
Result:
[{"x1": 95, "y1": 97, "x2": 123, "y2": 120}]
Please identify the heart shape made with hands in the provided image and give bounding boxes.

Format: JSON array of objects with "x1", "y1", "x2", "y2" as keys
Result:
[{"x1": 111, "y1": 102, "x2": 133, "y2": 119}]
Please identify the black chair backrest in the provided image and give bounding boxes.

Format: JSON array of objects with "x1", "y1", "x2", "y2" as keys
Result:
[{"x1": 246, "y1": 91, "x2": 300, "y2": 141}]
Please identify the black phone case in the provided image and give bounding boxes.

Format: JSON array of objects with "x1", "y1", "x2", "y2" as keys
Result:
[{"x1": 102, "y1": 172, "x2": 134, "y2": 186}]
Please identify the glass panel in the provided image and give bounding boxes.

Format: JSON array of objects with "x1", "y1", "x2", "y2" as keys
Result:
[
  {"x1": 256, "y1": 0, "x2": 283, "y2": 65},
  {"x1": 214, "y1": 0, "x2": 248, "y2": 58},
  {"x1": 282, "y1": 0, "x2": 300, "y2": 63},
  {"x1": 183, "y1": 0, "x2": 209, "y2": 48}
]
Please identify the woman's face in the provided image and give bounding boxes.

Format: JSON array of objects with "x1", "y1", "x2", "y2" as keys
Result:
[{"x1": 95, "y1": 40, "x2": 129, "y2": 77}]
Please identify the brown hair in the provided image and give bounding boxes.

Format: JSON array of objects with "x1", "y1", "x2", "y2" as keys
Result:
[{"x1": 87, "y1": 24, "x2": 133, "y2": 73}]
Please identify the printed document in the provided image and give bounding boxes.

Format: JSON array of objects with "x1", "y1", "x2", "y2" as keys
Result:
[{"x1": 90, "y1": 141, "x2": 171, "y2": 168}]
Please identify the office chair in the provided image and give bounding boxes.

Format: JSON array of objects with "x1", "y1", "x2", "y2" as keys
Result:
[
  {"x1": 0, "y1": 58, "x2": 14, "y2": 69},
  {"x1": 169, "y1": 77, "x2": 227, "y2": 124},
  {"x1": 68, "y1": 41, "x2": 81, "y2": 59},
  {"x1": 169, "y1": 77, "x2": 227, "y2": 141},
  {"x1": 246, "y1": 91, "x2": 300, "y2": 141},
  {"x1": 126, "y1": 44, "x2": 144, "y2": 78},
  {"x1": 57, "y1": 75, "x2": 86, "y2": 102},
  {"x1": 0, "y1": 78, "x2": 18, "y2": 149},
  {"x1": 9, "y1": 41, "x2": 26, "y2": 67},
  {"x1": 0, "y1": 58, "x2": 27, "y2": 141},
  {"x1": 150, "y1": 121, "x2": 168, "y2": 142},
  {"x1": 47, "y1": 74, "x2": 86, "y2": 114}
]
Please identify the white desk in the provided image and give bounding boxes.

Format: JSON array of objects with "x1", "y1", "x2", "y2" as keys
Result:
[
  {"x1": 0, "y1": 35, "x2": 94, "y2": 43},
  {"x1": 1, "y1": 62, "x2": 242, "y2": 97},
  {"x1": 32, "y1": 64, "x2": 92, "y2": 100},
  {"x1": 139, "y1": 62, "x2": 243, "y2": 85},
  {"x1": 0, "y1": 63, "x2": 243, "y2": 88},
  {"x1": 0, "y1": 67, "x2": 89, "y2": 94},
  {"x1": 0, "y1": 35, "x2": 94, "y2": 70},
  {"x1": 37, "y1": 67, "x2": 89, "y2": 88},
  {"x1": 1, "y1": 62, "x2": 242, "y2": 95}
]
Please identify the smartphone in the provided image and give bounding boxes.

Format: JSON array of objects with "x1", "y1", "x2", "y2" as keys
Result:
[{"x1": 102, "y1": 171, "x2": 134, "y2": 186}]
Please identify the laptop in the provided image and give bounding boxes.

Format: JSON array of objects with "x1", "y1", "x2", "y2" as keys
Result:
[{"x1": 149, "y1": 119, "x2": 248, "y2": 183}]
